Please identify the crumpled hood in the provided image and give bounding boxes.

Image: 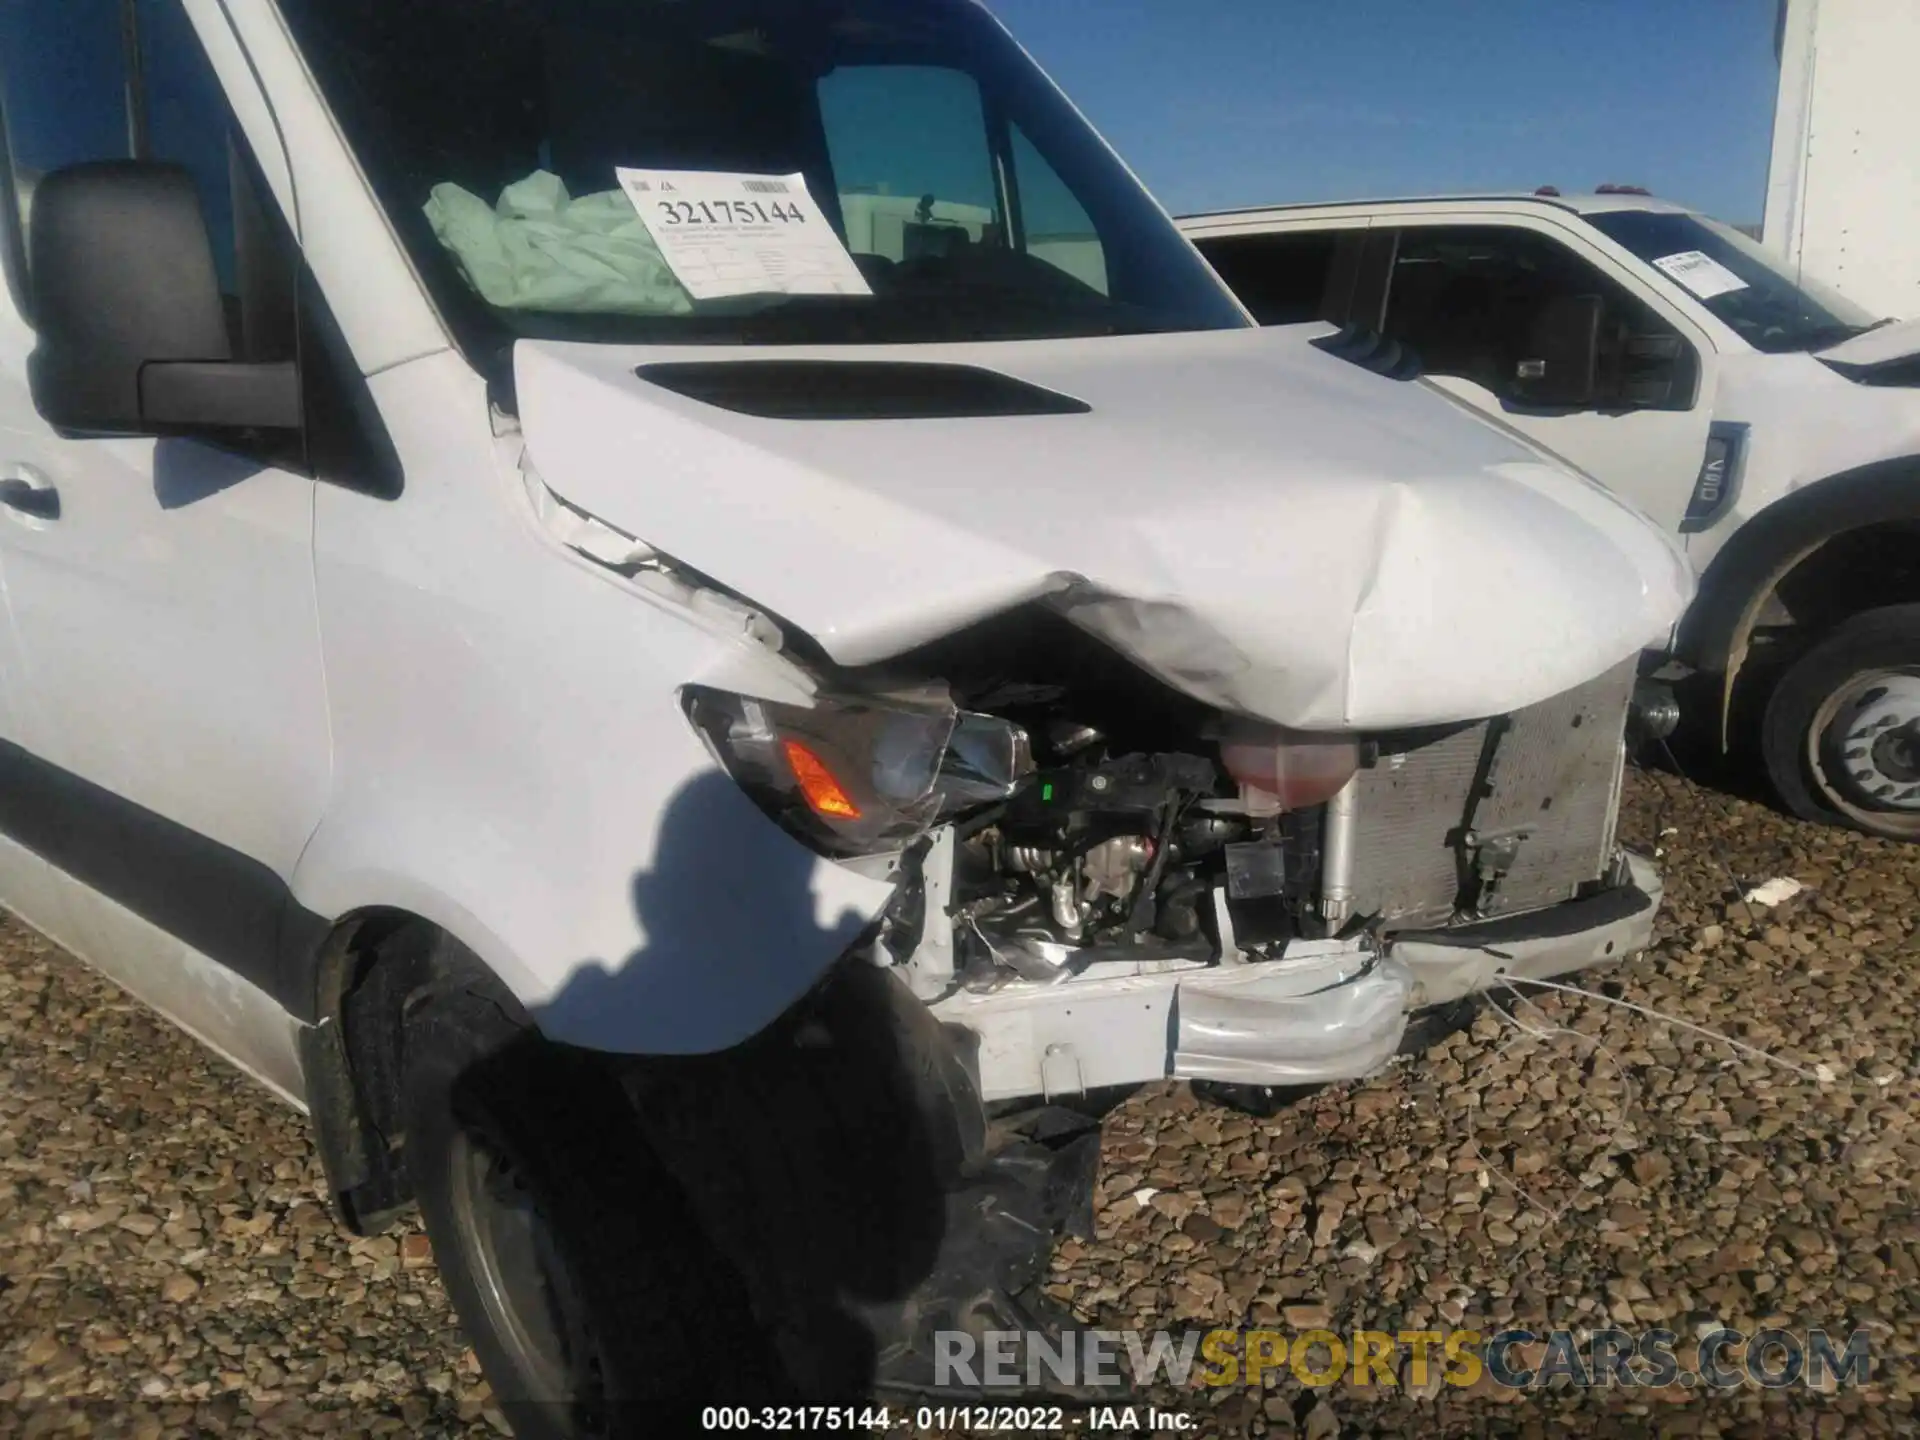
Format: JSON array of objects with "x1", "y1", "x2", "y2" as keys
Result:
[{"x1": 515, "y1": 326, "x2": 1692, "y2": 730}]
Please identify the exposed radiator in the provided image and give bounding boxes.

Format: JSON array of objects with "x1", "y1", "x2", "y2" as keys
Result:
[{"x1": 1336, "y1": 661, "x2": 1636, "y2": 930}]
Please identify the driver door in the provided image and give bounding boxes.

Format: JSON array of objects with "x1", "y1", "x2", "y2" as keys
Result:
[
  {"x1": 0, "y1": 0, "x2": 329, "y2": 1073},
  {"x1": 1366, "y1": 213, "x2": 1720, "y2": 535}
]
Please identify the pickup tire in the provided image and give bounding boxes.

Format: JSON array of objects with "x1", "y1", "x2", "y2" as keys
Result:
[
  {"x1": 1761, "y1": 604, "x2": 1920, "y2": 841},
  {"x1": 400, "y1": 981, "x2": 767, "y2": 1439}
]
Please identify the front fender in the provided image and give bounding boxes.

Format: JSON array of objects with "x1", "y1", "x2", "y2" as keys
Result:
[
  {"x1": 300, "y1": 355, "x2": 896, "y2": 1055},
  {"x1": 1682, "y1": 454, "x2": 1920, "y2": 674},
  {"x1": 290, "y1": 755, "x2": 895, "y2": 1056}
]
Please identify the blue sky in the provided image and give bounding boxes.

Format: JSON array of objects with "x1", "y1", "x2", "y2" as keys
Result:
[{"x1": 992, "y1": 0, "x2": 1783, "y2": 224}]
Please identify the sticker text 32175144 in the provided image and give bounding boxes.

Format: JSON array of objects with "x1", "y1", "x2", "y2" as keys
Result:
[{"x1": 616, "y1": 167, "x2": 874, "y2": 302}]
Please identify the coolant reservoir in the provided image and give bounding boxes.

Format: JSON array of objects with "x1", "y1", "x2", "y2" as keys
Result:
[{"x1": 1219, "y1": 728, "x2": 1360, "y2": 813}]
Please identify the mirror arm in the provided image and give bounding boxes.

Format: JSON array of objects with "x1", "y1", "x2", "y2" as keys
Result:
[{"x1": 139, "y1": 360, "x2": 301, "y2": 431}]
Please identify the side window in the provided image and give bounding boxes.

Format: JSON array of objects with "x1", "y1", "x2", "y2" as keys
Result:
[
  {"x1": 1010, "y1": 125, "x2": 1105, "y2": 294},
  {"x1": 1192, "y1": 230, "x2": 1355, "y2": 326},
  {"x1": 0, "y1": 1, "x2": 326, "y2": 469},
  {"x1": 0, "y1": 0, "x2": 131, "y2": 306},
  {"x1": 136, "y1": 0, "x2": 296, "y2": 370},
  {"x1": 1381, "y1": 225, "x2": 1696, "y2": 411},
  {"x1": 816, "y1": 67, "x2": 1112, "y2": 297},
  {"x1": 819, "y1": 66, "x2": 1003, "y2": 265}
]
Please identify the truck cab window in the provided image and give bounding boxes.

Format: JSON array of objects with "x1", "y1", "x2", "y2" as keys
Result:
[
  {"x1": 1382, "y1": 225, "x2": 1698, "y2": 411},
  {"x1": 1190, "y1": 230, "x2": 1351, "y2": 326}
]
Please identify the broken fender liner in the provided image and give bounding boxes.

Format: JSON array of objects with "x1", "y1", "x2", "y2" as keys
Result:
[{"x1": 616, "y1": 960, "x2": 1109, "y2": 1401}]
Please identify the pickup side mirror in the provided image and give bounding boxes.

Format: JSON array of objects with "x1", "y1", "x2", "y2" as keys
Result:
[
  {"x1": 1511, "y1": 293, "x2": 1602, "y2": 408},
  {"x1": 27, "y1": 161, "x2": 299, "y2": 436}
]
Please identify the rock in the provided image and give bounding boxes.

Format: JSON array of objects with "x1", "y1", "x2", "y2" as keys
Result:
[
  {"x1": 160, "y1": 1273, "x2": 200, "y2": 1304},
  {"x1": 1182, "y1": 1212, "x2": 1224, "y2": 1244},
  {"x1": 1302, "y1": 1399, "x2": 1341, "y2": 1440},
  {"x1": 1283, "y1": 1302, "x2": 1332, "y2": 1328}
]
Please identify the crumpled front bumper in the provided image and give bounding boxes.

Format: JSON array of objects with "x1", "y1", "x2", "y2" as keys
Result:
[{"x1": 934, "y1": 851, "x2": 1661, "y2": 1104}]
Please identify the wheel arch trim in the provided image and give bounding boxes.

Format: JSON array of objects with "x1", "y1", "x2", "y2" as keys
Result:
[{"x1": 1677, "y1": 455, "x2": 1920, "y2": 747}]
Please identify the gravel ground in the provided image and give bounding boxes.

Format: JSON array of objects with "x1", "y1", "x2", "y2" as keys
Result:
[{"x1": 3, "y1": 766, "x2": 1917, "y2": 1438}]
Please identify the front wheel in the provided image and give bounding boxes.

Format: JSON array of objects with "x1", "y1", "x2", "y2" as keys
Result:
[
  {"x1": 1761, "y1": 604, "x2": 1920, "y2": 842},
  {"x1": 401, "y1": 978, "x2": 768, "y2": 1439}
]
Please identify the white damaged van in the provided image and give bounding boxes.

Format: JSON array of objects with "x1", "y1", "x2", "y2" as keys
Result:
[{"x1": 0, "y1": 0, "x2": 1688, "y2": 1429}]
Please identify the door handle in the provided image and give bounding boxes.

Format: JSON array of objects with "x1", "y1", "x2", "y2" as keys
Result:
[{"x1": 0, "y1": 464, "x2": 59, "y2": 521}]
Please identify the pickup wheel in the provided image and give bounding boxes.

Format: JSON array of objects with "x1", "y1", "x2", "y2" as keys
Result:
[
  {"x1": 400, "y1": 981, "x2": 767, "y2": 1439},
  {"x1": 1761, "y1": 604, "x2": 1920, "y2": 841}
]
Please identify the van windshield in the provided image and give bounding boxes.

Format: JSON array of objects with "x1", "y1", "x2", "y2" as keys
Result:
[
  {"x1": 276, "y1": 0, "x2": 1246, "y2": 374},
  {"x1": 1586, "y1": 209, "x2": 1880, "y2": 355}
]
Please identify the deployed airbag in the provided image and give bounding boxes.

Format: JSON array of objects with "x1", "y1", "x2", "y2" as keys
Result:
[{"x1": 423, "y1": 170, "x2": 692, "y2": 316}]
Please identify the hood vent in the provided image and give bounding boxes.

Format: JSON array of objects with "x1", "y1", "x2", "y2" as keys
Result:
[
  {"x1": 635, "y1": 360, "x2": 1092, "y2": 420},
  {"x1": 1310, "y1": 325, "x2": 1424, "y2": 382}
]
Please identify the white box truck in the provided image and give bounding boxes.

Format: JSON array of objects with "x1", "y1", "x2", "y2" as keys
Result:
[{"x1": 1765, "y1": 0, "x2": 1920, "y2": 323}]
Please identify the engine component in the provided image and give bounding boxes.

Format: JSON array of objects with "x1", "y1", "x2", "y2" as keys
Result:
[
  {"x1": 1223, "y1": 841, "x2": 1285, "y2": 899},
  {"x1": 1083, "y1": 834, "x2": 1153, "y2": 898},
  {"x1": 1047, "y1": 719, "x2": 1104, "y2": 757},
  {"x1": 1049, "y1": 874, "x2": 1090, "y2": 936},
  {"x1": 958, "y1": 742, "x2": 1244, "y2": 968},
  {"x1": 1218, "y1": 725, "x2": 1361, "y2": 812},
  {"x1": 1002, "y1": 752, "x2": 1215, "y2": 836},
  {"x1": 1629, "y1": 678, "x2": 1681, "y2": 742},
  {"x1": 1320, "y1": 777, "x2": 1360, "y2": 925}
]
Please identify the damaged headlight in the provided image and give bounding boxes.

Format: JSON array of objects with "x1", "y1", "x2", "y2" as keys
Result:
[{"x1": 683, "y1": 684, "x2": 1032, "y2": 857}]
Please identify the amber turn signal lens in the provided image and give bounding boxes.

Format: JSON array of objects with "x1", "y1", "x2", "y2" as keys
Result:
[{"x1": 781, "y1": 738, "x2": 863, "y2": 820}]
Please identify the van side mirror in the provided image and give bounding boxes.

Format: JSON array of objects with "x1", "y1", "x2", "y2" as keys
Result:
[
  {"x1": 1511, "y1": 293, "x2": 1602, "y2": 408},
  {"x1": 27, "y1": 161, "x2": 299, "y2": 436}
]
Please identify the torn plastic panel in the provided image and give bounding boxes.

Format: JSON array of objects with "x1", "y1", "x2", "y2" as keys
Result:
[
  {"x1": 520, "y1": 457, "x2": 786, "y2": 651},
  {"x1": 1172, "y1": 954, "x2": 1412, "y2": 1086}
]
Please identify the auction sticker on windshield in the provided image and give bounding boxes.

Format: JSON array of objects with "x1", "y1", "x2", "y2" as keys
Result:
[
  {"x1": 616, "y1": 168, "x2": 872, "y2": 302},
  {"x1": 1650, "y1": 250, "x2": 1749, "y2": 301}
]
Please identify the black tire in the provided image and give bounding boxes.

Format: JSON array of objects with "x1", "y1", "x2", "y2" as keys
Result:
[
  {"x1": 400, "y1": 974, "x2": 769, "y2": 1439},
  {"x1": 1760, "y1": 604, "x2": 1920, "y2": 842}
]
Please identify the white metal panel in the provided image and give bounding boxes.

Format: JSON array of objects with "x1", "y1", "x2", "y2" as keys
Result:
[
  {"x1": 0, "y1": 4, "x2": 332, "y2": 883},
  {"x1": 1764, "y1": 0, "x2": 1920, "y2": 320},
  {"x1": 295, "y1": 351, "x2": 896, "y2": 1055},
  {"x1": 0, "y1": 834, "x2": 82, "y2": 977},
  {"x1": 0, "y1": 428, "x2": 332, "y2": 880},
  {"x1": 515, "y1": 326, "x2": 1693, "y2": 734}
]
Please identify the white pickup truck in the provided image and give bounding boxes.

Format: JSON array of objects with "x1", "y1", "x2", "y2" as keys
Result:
[{"x1": 1183, "y1": 193, "x2": 1920, "y2": 840}]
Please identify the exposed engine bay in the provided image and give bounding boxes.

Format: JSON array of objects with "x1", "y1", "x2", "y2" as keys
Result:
[
  {"x1": 686, "y1": 605, "x2": 1641, "y2": 1000},
  {"x1": 873, "y1": 610, "x2": 1639, "y2": 992},
  {"x1": 945, "y1": 732, "x2": 1321, "y2": 980}
]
